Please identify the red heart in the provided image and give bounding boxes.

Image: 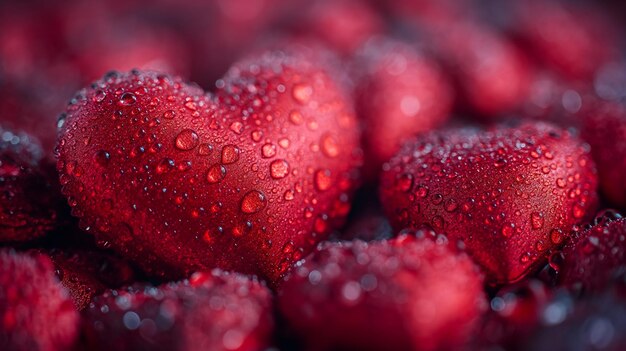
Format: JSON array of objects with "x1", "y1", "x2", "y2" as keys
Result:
[
  {"x1": 56, "y1": 48, "x2": 362, "y2": 285},
  {"x1": 380, "y1": 122, "x2": 598, "y2": 284}
]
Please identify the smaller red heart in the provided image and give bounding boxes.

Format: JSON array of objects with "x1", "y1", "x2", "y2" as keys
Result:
[
  {"x1": 278, "y1": 235, "x2": 486, "y2": 351},
  {"x1": 380, "y1": 122, "x2": 599, "y2": 284},
  {"x1": 559, "y1": 210, "x2": 626, "y2": 292}
]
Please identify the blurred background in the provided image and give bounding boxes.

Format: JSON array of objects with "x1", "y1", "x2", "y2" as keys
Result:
[
  {"x1": 0, "y1": 0, "x2": 625, "y2": 154},
  {"x1": 1, "y1": 1, "x2": 626, "y2": 350}
]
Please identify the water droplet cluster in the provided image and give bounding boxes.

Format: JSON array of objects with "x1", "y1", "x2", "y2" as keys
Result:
[
  {"x1": 43, "y1": 248, "x2": 136, "y2": 311},
  {"x1": 82, "y1": 269, "x2": 273, "y2": 350},
  {"x1": 380, "y1": 122, "x2": 599, "y2": 284},
  {"x1": 0, "y1": 128, "x2": 59, "y2": 243},
  {"x1": 56, "y1": 51, "x2": 362, "y2": 284},
  {"x1": 558, "y1": 212, "x2": 626, "y2": 291},
  {"x1": 278, "y1": 236, "x2": 486, "y2": 350}
]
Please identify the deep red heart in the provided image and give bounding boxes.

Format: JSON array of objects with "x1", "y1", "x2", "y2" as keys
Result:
[
  {"x1": 380, "y1": 122, "x2": 598, "y2": 284},
  {"x1": 559, "y1": 210, "x2": 626, "y2": 292},
  {"x1": 0, "y1": 127, "x2": 62, "y2": 243},
  {"x1": 580, "y1": 102, "x2": 626, "y2": 208},
  {"x1": 278, "y1": 235, "x2": 486, "y2": 351},
  {"x1": 82, "y1": 270, "x2": 273, "y2": 351},
  {"x1": 0, "y1": 250, "x2": 80, "y2": 351},
  {"x1": 56, "y1": 47, "x2": 362, "y2": 285},
  {"x1": 352, "y1": 37, "x2": 454, "y2": 179}
]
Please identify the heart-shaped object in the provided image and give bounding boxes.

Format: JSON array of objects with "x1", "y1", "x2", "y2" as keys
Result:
[
  {"x1": 379, "y1": 122, "x2": 598, "y2": 284},
  {"x1": 352, "y1": 37, "x2": 454, "y2": 178},
  {"x1": 82, "y1": 270, "x2": 273, "y2": 351},
  {"x1": 278, "y1": 235, "x2": 486, "y2": 351},
  {"x1": 581, "y1": 102, "x2": 626, "y2": 208},
  {"x1": 56, "y1": 48, "x2": 362, "y2": 285},
  {"x1": 560, "y1": 210, "x2": 626, "y2": 292},
  {"x1": 0, "y1": 127, "x2": 61, "y2": 243}
]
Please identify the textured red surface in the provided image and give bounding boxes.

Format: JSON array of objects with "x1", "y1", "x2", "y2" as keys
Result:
[
  {"x1": 380, "y1": 122, "x2": 599, "y2": 284},
  {"x1": 513, "y1": 0, "x2": 619, "y2": 81},
  {"x1": 353, "y1": 37, "x2": 454, "y2": 177},
  {"x1": 278, "y1": 235, "x2": 486, "y2": 351},
  {"x1": 56, "y1": 48, "x2": 362, "y2": 285},
  {"x1": 581, "y1": 103, "x2": 626, "y2": 208},
  {"x1": 37, "y1": 248, "x2": 136, "y2": 310},
  {"x1": 560, "y1": 211, "x2": 626, "y2": 292},
  {"x1": 0, "y1": 128, "x2": 61, "y2": 243},
  {"x1": 424, "y1": 18, "x2": 531, "y2": 117},
  {"x1": 294, "y1": 0, "x2": 384, "y2": 56},
  {"x1": 0, "y1": 250, "x2": 79, "y2": 351},
  {"x1": 477, "y1": 279, "x2": 552, "y2": 349},
  {"x1": 82, "y1": 269, "x2": 273, "y2": 351}
]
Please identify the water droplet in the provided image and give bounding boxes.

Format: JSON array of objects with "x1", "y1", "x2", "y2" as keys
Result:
[
  {"x1": 304, "y1": 207, "x2": 314, "y2": 219},
  {"x1": 548, "y1": 252, "x2": 564, "y2": 272},
  {"x1": 534, "y1": 240, "x2": 547, "y2": 252},
  {"x1": 206, "y1": 164, "x2": 226, "y2": 183},
  {"x1": 156, "y1": 158, "x2": 175, "y2": 174},
  {"x1": 444, "y1": 199, "x2": 458, "y2": 212},
  {"x1": 320, "y1": 133, "x2": 339, "y2": 158},
  {"x1": 221, "y1": 145, "x2": 240, "y2": 164},
  {"x1": 315, "y1": 169, "x2": 332, "y2": 191},
  {"x1": 93, "y1": 90, "x2": 107, "y2": 103},
  {"x1": 251, "y1": 130, "x2": 263, "y2": 142},
  {"x1": 198, "y1": 143, "x2": 213, "y2": 155},
  {"x1": 432, "y1": 215, "x2": 444, "y2": 229},
  {"x1": 261, "y1": 143, "x2": 276, "y2": 158},
  {"x1": 278, "y1": 138, "x2": 290, "y2": 149},
  {"x1": 261, "y1": 240, "x2": 273, "y2": 250},
  {"x1": 307, "y1": 120, "x2": 319, "y2": 131},
  {"x1": 395, "y1": 174, "x2": 413, "y2": 192},
  {"x1": 57, "y1": 113, "x2": 67, "y2": 129},
  {"x1": 175, "y1": 129, "x2": 199, "y2": 150},
  {"x1": 230, "y1": 122, "x2": 243, "y2": 134},
  {"x1": 184, "y1": 101, "x2": 197, "y2": 111},
  {"x1": 118, "y1": 92, "x2": 137, "y2": 106},
  {"x1": 550, "y1": 228, "x2": 563, "y2": 244},
  {"x1": 270, "y1": 159, "x2": 290, "y2": 179},
  {"x1": 282, "y1": 241, "x2": 295, "y2": 254},
  {"x1": 556, "y1": 178, "x2": 566, "y2": 188},
  {"x1": 289, "y1": 110, "x2": 304, "y2": 125},
  {"x1": 572, "y1": 203, "x2": 585, "y2": 219},
  {"x1": 65, "y1": 161, "x2": 78, "y2": 176},
  {"x1": 203, "y1": 229, "x2": 213, "y2": 243},
  {"x1": 415, "y1": 185, "x2": 429, "y2": 198},
  {"x1": 314, "y1": 214, "x2": 328, "y2": 233},
  {"x1": 283, "y1": 189, "x2": 295, "y2": 201},
  {"x1": 240, "y1": 190, "x2": 266, "y2": 214},
  {"x1": 501, "y1": 223, "x2": 515, "y2": 238},
  {"x1": 163, "y1": 110, "x2": 175, "y2": 119},
  {"x1": 494, "y1": 158, "x2": 507, "y2": 168},
  {"x1": 432, "y1": 194, "x2": 443, "y2": 205},
  {"x1": 292, "y1": 83, "x2": 313, "y2": 104},
  {"x1": 94, "y1": 150, "x2": 110, "y2": 166},
  {"x1": 531, "y1": 212, "x2": 544, "y2": 229},
  {"x1": 520, "y1": 252, "x2": 531, "y2": 264},
  {"x1": 232, "y1": 221, "x2": 252, "y2": 237},
  {"x1": 462, "y1": 199, "x2": 475, "y2": 212}
]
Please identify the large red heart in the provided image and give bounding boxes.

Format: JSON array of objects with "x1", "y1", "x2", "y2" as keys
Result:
[{"x1": 56, "y1": 48, "x2": 362, "y2": 285}]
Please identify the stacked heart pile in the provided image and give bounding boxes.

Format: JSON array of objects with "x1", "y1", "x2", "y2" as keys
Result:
[{"x1": 2, "y1": 0, "x2": 626, "y2": 350}]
